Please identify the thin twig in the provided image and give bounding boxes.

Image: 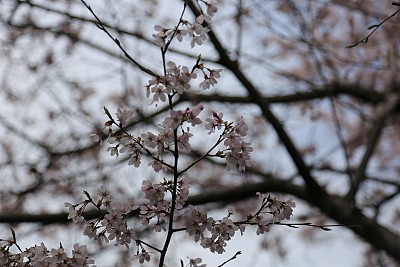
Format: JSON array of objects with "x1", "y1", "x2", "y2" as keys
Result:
[
  {"x1": 347, "y1": 95, "x2": 400, "y2": 200},
  {"x1": 157, "y1": 2, "x2": 192, "y2": 262},
  {"x1": 178, "y1": 134, "x2": 225, "y2": 176},
  {"x1": 217, "y1": 251, "x2": 242, "y2": 267},
  {"x1": 138, "y1": 240, "x2": 162, "y2": 253},
  {"x1": 347, "y1": 6, "x2": 400, "y2": 48},
  {"x1": 329, "y1": 98, "x2": 353, "y2": 181},
  {"x1": 80, "y1": 0, "x2": 158, "y2": 77}
]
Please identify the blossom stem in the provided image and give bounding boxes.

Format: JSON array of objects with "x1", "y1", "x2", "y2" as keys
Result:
[
  {"x1": 159, "y1": 97, "x2": 180, "y2": 267},
  {"x1": 138, "y1": 240, "x2": 162, "y2": 253},
  {"x1": 178, "y1": 134, "x2": 224, "y2": 176}
]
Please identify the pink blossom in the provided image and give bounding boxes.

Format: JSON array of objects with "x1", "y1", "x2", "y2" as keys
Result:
[
  {"x1": 206, "y1": 3, "x2": 218, "y2": 17},
  {"x1": 204, "y1": 111, "x2": 224, "y2": 134},
  {"x1": 89, "y1": 133, "x2": 101, "y2": 143},
  {"x1": 164, "y1": 109, "x2": 184, "y2": 130},
  {"x1": 151, "y1": 85, "x2": 167, "y2": 102},
  {"x1": 33, "y1": 242, "x2": 48, "y2": 262},
  {"x1": 188, "y1": 257, "x2": 207, "y2": 267},
  {"x1": 106, "y1": 146, "x2": 119, "y2": 158},
  {"x1": 132, "y1": 251, "x2": 151, "y2": 263},
  {"x1": 186, "y1": 105, "x2": 204, "y2": 126},
  {"x1": 116, "y1": 108, "x2": 134, "y2": 127},
  {"x1": 152, "y1": 25, "x2": 168, "y2": 48},
  {"x1": 148, "y1": 159, "x2": 168, "y2": 173},
  {"x1": 178, "y1": 130, "x2": 193, "y2": 151},
  {"x1": 50, "y1": 247, "x2": 67, "y2": 263},
  {"x1": 196, "y1": 14, "x2": 211, "y2": 24},
  {"x1": 141, "y1": 132, "x2": 158, "y2": 149},
  {"x1": 233, "y1": 117, "x2": 248, "y2": 136}
]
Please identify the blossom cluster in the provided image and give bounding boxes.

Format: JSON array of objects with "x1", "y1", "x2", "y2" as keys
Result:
[
  {"x1": 99, "y1": 103, "x2": 253, "y2": 172},
  {"x1": 63, "y1": 178, "x2": 190, "y2": 264},
  {"x1": 145, "y1": 61, "x2": 222, "y2": 102},
  {"x1": 147, "y1": 0, "x2": 222, "y2": 102},
  {"x1": 152, "y1": 1, "x2": 218, "y2": 49},
  {"x1": 89, "y1": 0, "x2": 251, "y2": 173},
  {"x1": 64, "y1": 179, "x2": 295, "y2": 262},
  {"x1": 0, "y1": 1, "x2": 298, "y2": 267},
  {"x1": 64, "y1": 191, "x2": 152, "y2": 264},
  {"x1": 102, "y1": 104, "x2": 204, "y2": 170},
  {"x1": 181, "y1": 194, "x2": 296, "y2": 254},
  {"x1": 0, "y1": 241, "x2": 95, "y2": 267},
  {"x1": 65, "y1": 188, "x2": 138, "y2": 249},
  {"x1": 251, "y1": 193, "x2": 296, "y2": 235},
  {"x1": 140, "y1": 177, "x2": 190, "y2": 231},
  {"x1": 205, "y1": 112, "x2": 253, "y2": 171}
]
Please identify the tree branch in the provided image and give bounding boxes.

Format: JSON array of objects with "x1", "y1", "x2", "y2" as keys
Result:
[
  {"x1": 185, "y1": 0, "x2": 325, "y2": 198},
  {"x1": 1, "y1": 173, "x2": 400, "y2": 263},
  {"x1": 179, "y1": 83, "x2": 392, "y2": 106},
  {"x1": 347, "y1": 94, "x2": 400, "y2": 200}
]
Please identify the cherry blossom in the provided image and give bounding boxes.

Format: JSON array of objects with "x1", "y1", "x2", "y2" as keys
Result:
[
  {"x1": 115, "y1": 108, "x2": 134, "y2": 127},
  {"x1": 0, "y1": 1, "x2": 300, "y2": 266},
  {"x1": 106, "y1": 145, "x2": 119, "y2": 158},
  {"x1": 188, "y1": 257, "x2": 207, "y2": 267},
  {"x1": 204, "y1": 111, "x2": 224, "y2": 134},
  {"x1": 0, "y1": 241, "x2": 96, "y2": 267},
  {"x1": 132, "y1": 251, "x2": 151, "y2": 264},
  {"x1": 206, "y1": 3, "x2": 218, "y2": 17},
  {"x1": 152, "y1": 24, "x2": 168, "y2": 48}
]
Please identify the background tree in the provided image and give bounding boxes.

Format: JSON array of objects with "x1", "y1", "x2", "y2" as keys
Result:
[{"x1": 0, "y1": 0, "x2": 399, "y2": 266}]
